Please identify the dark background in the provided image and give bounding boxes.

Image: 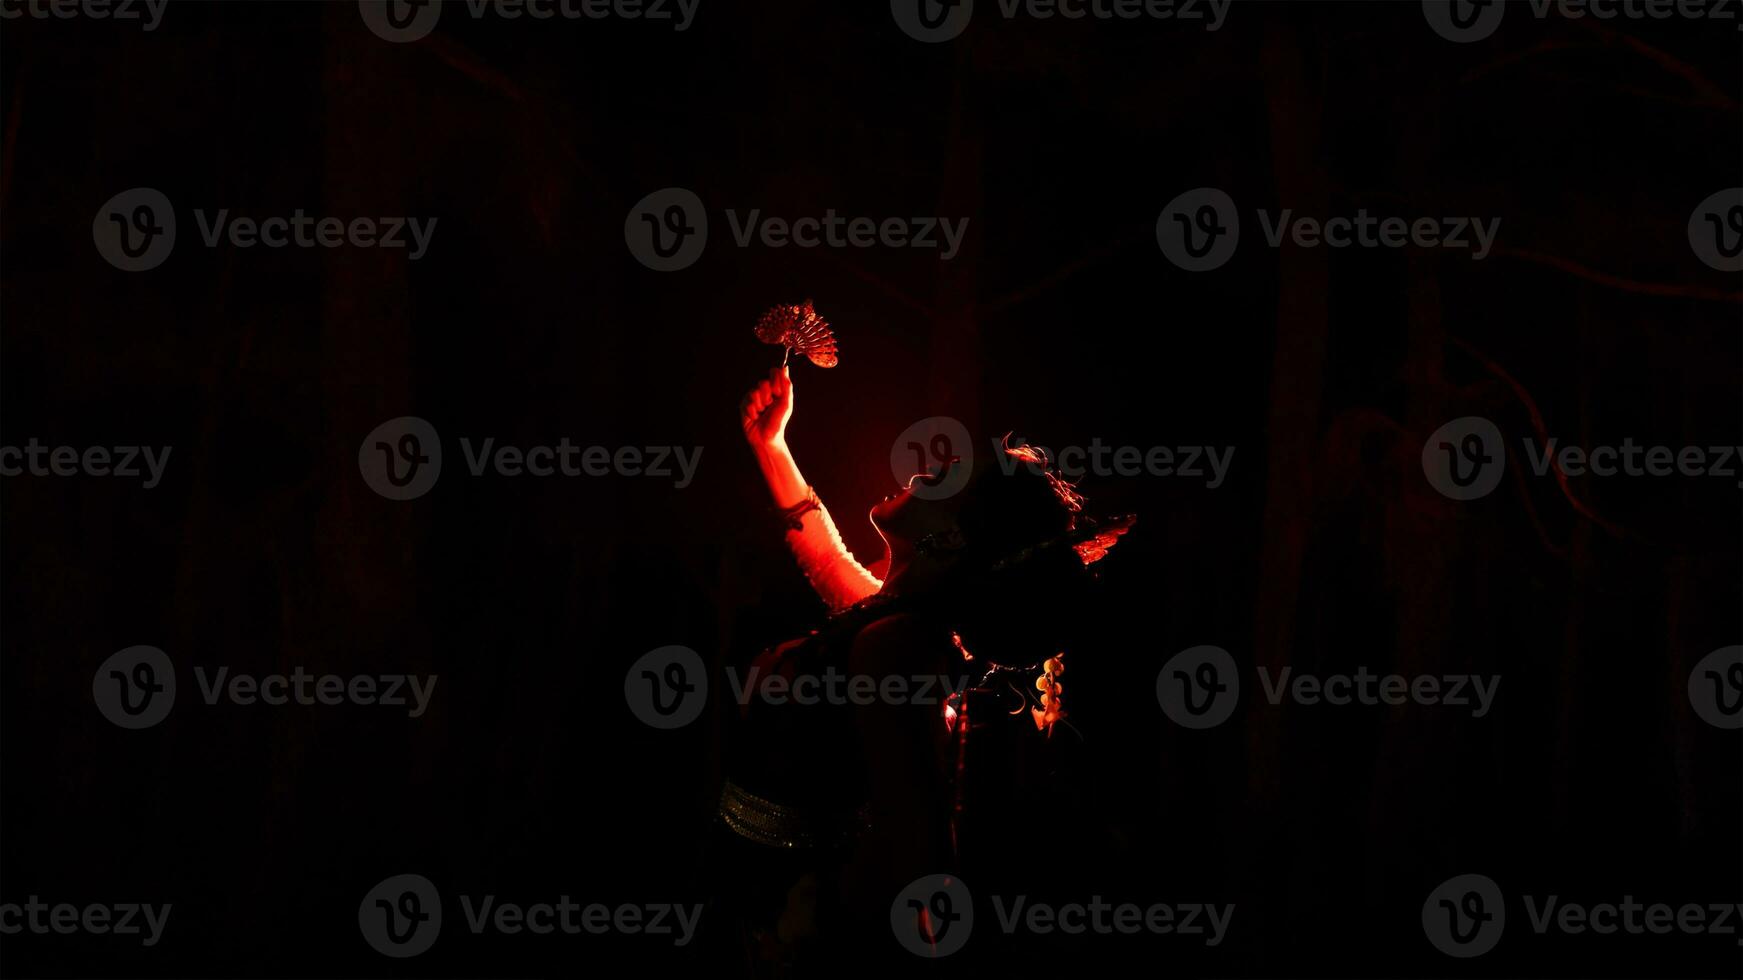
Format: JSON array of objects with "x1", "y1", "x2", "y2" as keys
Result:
[{"x1": 2, "y1": 0, "x2": 1739, "y2": 976}]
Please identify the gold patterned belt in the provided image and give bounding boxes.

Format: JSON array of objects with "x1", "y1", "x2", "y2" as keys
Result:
[{"x1": 718, "y1": 781, "x2": 870, "y2": 850}]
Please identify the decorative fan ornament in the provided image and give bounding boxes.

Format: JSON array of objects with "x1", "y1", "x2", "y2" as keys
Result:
[{"x1": 754, "y1": 299, "x2": 839, "y2": 368}]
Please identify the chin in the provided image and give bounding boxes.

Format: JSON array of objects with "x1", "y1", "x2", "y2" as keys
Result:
[
  {"x1": 869, "y1": 495, "x2": 899, "y2": 528},
  {"x1": 869, "y1": 490, "x2": 914, "y2": 535}
]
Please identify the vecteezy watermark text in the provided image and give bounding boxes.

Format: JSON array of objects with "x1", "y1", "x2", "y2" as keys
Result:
[
  {"x1": 890, "y1": 875, "x2": 1232, "y2": 958},
  {"x1": 888, "y1": 417, "x2": 1233, "y2": 500},
  {"x1": 996, "y1": 436, "x2": 1233, "y2": 488},
  {"x1": 0, "y1": 0, "x2": 166, "y2": 29},
  {"x1": 358, "y1": 874, "x2": 701, "y2": 958},
  {"x1": 1157, "y1": 645, "x2": 1501, "y2": 729},
  {"x1": 1, "y1": 439, "x2": 171, "y2": 488},
  {"x1": 457, "y1": 438, "x2": 701, "y2": 487},
  {"x1": 1158, "y1": 188, "x2": 1500, "y2": 271},
  {"x1": 457, "y1": 895, "x2": 702, "y2": 944},
  {"x1": 1422, "y1": 416, "x2": 1743, "y2": 500},
  {"x1": 1423, "y1": 874, "x2": 1743, "y2": 958},
  {"x1": 359, "y1": 0, "x2": 700, "y2": 43},
  {"x1": 1423, "y1": 0, "x2": 1743, "y2": 44},
  {"x1": 721, "y1": 666, "x2": 967, "y2": 708},
  {"x1": 0, "y1": 898, "x2": 171, "y2": 946},
  {"x1": 92, "y1": 645, "x2": 438, "y2": 729},
  {"x1": 724, "y1": 209, "x2": 969, "y2": 259},
  {"x1": 359, "y1": 417, "x2": 702, "y2": 500},
  {"x1": 891, "y1": 0, "x2": 1230, "y2": 43},
  {"x1": 94, "y1": 188, "x2": 437, "y2": 272},
  {"x1": 193, "y1": 667, "x2": 437, "y2": 718},
  {"x1": 625, "y1": 188, "x2": 969, "y2": 271},
  {"x1": 622, "y1": 645, "x2": 968, "y2": 729}
]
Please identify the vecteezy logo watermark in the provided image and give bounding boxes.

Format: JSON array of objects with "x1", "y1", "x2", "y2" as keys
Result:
[
  {"x1": 1156, "y1": 188, "x2": 1239, "y2": 272},
  {"x1": 359, "y1": 874, "x2": 702, "y2": 957},
  {"x1": 0, "y1": 897, "x2": 172, "y2": 947},
  {"x1": 1, "y1": 439, "x2": 172, "y2": 488},
  {"x1": 625, "y1": 187, "x2": 969, "y2": 271},
  {"x1": 1157, "y1": 646, "x2": 1501, "y2": 729},
  {"x1": 1420, "y1": 0, "x2": 1508, "y2": 42},
  {"x1": 890, "y1": 416, "x2": 976, "y2": 501},
  {"x1": 1424, "y1": 416, "x2": 1743, "y2": 500},
  {"x1": 719, "y1": 208, "x2": 965, "y2": 259},
  {"x1": 890, "y1": 875, "x2": 1232, "y2": 957},
  {"x1": 890, "y1": 0, "x2": 1229, "y2": 42},
  {"x1": 1689, "y1": 645, "x2": 1743, "y2": 729},
  {"x1": 624, "y1": 645, "x2": 708, "y2": 729},
  {"x1": 891, "y1": 875, "x2": 975, "y2": 957},
  {"x1": 360, "y1": 873, "x2": 442, "y2": 958},
  {"x1": 194, "y1": 667, "x2": 437, "y2": 717},
  {"x1": 359, "y1": 0, "x2": 700, "y2": 43},
  {"x1": 1159, "y1": 188, "x2": 1500, "y2": 271},
  {"x1": 1250, "y1": 208, "x2": 1501, "y2": 260},
  {"x1": 1424, "y1": 0, "x2": 1743, "y2": 43},
  {"x1": 92, "y1": 188, "x2": 176, "y2": 271},
  {"x1": 360, "y1": 417, "x2": 443, "y2": 501},
  {"x1": 624, "y1": 645, "x2": 971, "y2": 729},
  {"x1": 1690, "y1": 188, "x2": 1743, "y2": 272},
  {"x1": 0, "y1": 0, "x2": 166, "y2": 30},
  {"x1": 357, "y1": 0, "x2": 443, "y2": 42},
  {"x1": 1422, "y1": 416, "x2": 1506, "y2": 501},
  {"x1": 891, "y1": 0, "x2": 974, "y2": 41},
  {"x1": 623, "y1": 187, "x2": 707, "y2": 272},
  {"x1": 1424, "y1": 874, "x2": 1743, "y2": 957},
  {"x1": 1155, "y1": 645, "x2": 1239, "y2": 729},
  {"x1": 1423, "y1": 873, "x2": 1506, "y2": 957},
  {"x1": 94, "y1": 189, "x2": 437, "y2": 272},
  {"x1": 92, "y1": 646, "x2": 176, "y2": 729},
  {"x1": 93, "y1": 647, "x2": 438, "y2": 728},
  {"x1": 359, "y1": 417, "x2": 702, "y2": 500}
]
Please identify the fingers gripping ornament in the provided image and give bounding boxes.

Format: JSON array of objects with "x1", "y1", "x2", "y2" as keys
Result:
[{"x1": 754, "y1": 299, "x2": 839, "y2": 368}]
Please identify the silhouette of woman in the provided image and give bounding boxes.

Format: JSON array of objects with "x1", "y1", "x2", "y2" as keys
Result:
[{"x1": 707, "y1": 365, "x2": 1129, "y2": 973}]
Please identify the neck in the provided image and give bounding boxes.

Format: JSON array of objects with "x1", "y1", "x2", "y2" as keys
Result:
[{"x1": 878, "y1": 541, "x2": 952, "y2": 597}]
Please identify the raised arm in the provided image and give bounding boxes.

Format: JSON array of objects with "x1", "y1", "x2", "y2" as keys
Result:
[{"x1": 740, "y1": 366, "x2": 883, "y2": 611}]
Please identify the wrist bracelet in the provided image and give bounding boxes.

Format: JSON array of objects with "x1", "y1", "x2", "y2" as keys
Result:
[{"x1": 776, "y1": 487, "x2": 822, "y2": 533}]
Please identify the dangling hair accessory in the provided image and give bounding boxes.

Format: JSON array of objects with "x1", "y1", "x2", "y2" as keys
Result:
[
  {"x1": 1032, "y1": 654, "x2": 1067, "y2": 736},
  {"x1": 990, "y1": 435, "x2": 1135, "y2": 570}
]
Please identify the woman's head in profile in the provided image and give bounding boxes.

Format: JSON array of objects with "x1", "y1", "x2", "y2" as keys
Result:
[
  {"x1": 873, "y1": 439, "x2": 1080, "y2": 567},
  {"x1": 872, "y1": 436, "x2": 1129, "y2": 660}
]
